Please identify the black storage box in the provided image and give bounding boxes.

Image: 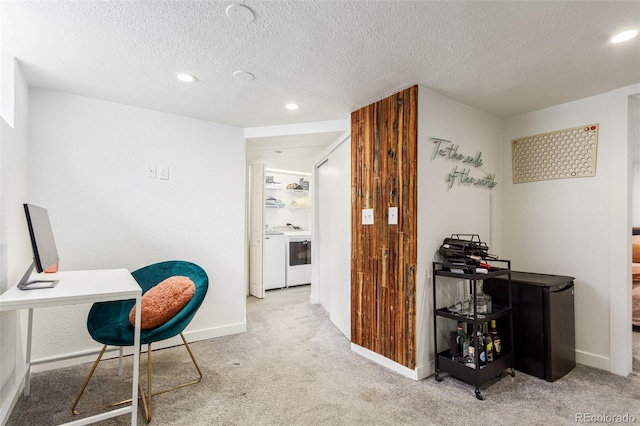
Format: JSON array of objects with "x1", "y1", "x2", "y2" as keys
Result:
[{"x1": 484, "y1": 271, "x2": 576, "y2": 382}]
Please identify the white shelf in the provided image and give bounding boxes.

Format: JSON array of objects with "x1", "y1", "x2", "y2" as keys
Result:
[
  {"x1": 265, "y1": 187, "x2": 308, "y2": 194},
  {"x1": 265, "y1": 205, "x2": 310, "y2": 210}
]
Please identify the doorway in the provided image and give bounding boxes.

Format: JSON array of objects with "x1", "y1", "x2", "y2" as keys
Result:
[{"x1": 244, "y1": 124, "x2": 347, "y2": 305}]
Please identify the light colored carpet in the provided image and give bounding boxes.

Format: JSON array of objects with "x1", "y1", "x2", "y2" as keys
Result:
[{"x1": 7, "y1": 285, "x2": 640, "y2": 425}]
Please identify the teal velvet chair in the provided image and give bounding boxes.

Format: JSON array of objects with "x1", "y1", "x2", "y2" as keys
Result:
[{"x1": 71, "y1": 260, "x2": 209, "y2": 422}]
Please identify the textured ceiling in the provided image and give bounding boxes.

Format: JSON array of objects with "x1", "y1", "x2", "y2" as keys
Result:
[
  {"x1": 246, "y1": 130, "x2": 346, "y2": 169},
  {"x1": 2, "y1": 1, "x2": 639, "y2": 130}
]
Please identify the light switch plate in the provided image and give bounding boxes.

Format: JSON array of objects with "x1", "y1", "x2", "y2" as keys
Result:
[
  {"x1": 362, "y1": 208, "x2": 374, "y2": 225},
  {"x1": 159, "y1": 165, "x2": 169, "y2": 180},
  {"x1": 146, "y1": 164, "x2": 157, "y2": 178},
  {"x1": 388, "y1": 207, "x2": 398, "y2": 225}
]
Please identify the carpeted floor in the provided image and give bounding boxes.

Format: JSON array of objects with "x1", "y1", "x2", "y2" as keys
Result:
[{"x1": 7, "y1": 285, "x2": 640, "y2": 425}]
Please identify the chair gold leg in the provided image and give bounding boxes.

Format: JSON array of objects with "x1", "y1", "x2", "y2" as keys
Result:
[
  {"x1": 180, "y1": 333, "x2": 204, "y2": 383},
  {"x1": 148, "y1": 333, "x2": 203, "y2": 398},
  {"x1": 72, "y1": 344, "x2": 144, "y2": 416},
  {"x1": 71, "y1": 345, "x2": 108, "y2": 415},
  {"x1": 72, "y1": 334, "x2": 202, "y2": 422}
]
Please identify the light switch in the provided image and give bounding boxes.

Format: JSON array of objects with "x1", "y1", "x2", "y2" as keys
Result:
[
  {"x1": 362, "y1": 208, "x2": 374, "y2": 225},
  {"x1": 146, "y1": 164, "x2": 157, "y2": 178},
  {"x1": 388, "y1": 207, "x2": 398, "y2": 225},
  {"x1": 159, "y1": 165, "x2": 169, "y2": 180}
]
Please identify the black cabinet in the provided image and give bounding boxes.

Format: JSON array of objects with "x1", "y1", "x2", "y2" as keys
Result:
[
  {"x1": 484, "y1": 271, "x2": 576, "y2": 382},
  {"x1": 432, "y1": 260, "x2": 515, "y2": 400}
]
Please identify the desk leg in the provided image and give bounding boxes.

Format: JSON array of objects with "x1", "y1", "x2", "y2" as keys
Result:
[
  {"x1": 131, "y1": 295, "x2": 141, "y2": 424},
  {"x1": 24, "y1": 308, "x2": 33, "y2": 396}
]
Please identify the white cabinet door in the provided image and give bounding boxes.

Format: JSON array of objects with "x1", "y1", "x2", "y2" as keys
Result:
[
  {"x1": 249, "y1": 164, "x2": 265, "y2": 299},
  {"x1": 263, "y1": 235, "x2": 286, "y2": 290}
]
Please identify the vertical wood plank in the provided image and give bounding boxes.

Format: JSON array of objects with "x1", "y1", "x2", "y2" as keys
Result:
[{"x1": 351, "y1": 85, "x2": 417, "y2": 369}]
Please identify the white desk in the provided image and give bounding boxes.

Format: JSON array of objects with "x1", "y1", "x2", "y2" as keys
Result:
[{"x1": 0, "y1": 269, "x2": 142, "y2": 425}]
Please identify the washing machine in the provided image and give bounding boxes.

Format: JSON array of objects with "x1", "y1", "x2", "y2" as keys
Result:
[{"x1": 285, "y1": 232, "x2": 311, "y2": 286}]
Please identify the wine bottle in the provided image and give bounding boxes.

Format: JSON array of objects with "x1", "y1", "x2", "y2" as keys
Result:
[
  {"x1": 483, "y1": 323, "x2": 494, "y2": 363},
  {"x1": 450, "y1": 331, "x2": 459, "y2": 361},
  {"x1": 466, "y1": 325, "x2": 486, "y2": 368},
  {"x1": 456, "y1": 322, "x2": 470, "y2": 363},
  {"x1": 489, "y1": 319, "x2": 501, "y2": 358},
  {"x1": 476, "y1": 328, "x2": 487, "y2": 368}
]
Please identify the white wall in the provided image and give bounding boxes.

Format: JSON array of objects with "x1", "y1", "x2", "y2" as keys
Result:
[
  {"x1": 501, "y1": 84, "x2": 639, "y2": 374},
  {"x1": 25, "y1": 90, "x2": 247, "y2": 366},
  {"x1": 314, "y1": 133, "x2": 351, "y2": 339},
  {"x1": 416, "y1": 85, "x2": 503, "y2": 378},
  {"x1": 1, "y1": 55, "x2": 16, "y2": 128},
  {"x1": 0, "y1": 57, "x2": 31, "y2": 423}
]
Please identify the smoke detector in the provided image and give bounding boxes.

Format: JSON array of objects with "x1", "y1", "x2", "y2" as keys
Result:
[
  {"x1": 233, "y1": 70, "x2": 255, "y2": 81},
  {"x1": 226, "y1": 4, "x2": 255, "y2": 23}
]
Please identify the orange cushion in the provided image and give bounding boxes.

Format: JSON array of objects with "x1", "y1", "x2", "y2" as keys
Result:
[{"x1": 129, "y1": 276, "x2": 195, "y2": 329}]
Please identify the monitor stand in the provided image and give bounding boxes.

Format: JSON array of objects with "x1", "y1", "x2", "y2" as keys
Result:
[{"x1": 17, "y1": 262, "x2": 59, "y2": 290}]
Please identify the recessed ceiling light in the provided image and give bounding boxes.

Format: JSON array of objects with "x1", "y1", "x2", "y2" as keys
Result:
[
  {"x1": 285, "y1": 103, "x2": 300, "y2": 110},
  {"x1": 233, "y1": 70, "x2": 255, "y2": 81},
  {"x1": 226, "y1": 4, "x2": 255, "y2": 23},
  {"x1": 176, "y1": 73, "x2": 197, "y2": 83},
  {"x1": 610, "y1": 29, "x2": 638, "y2": 43}
]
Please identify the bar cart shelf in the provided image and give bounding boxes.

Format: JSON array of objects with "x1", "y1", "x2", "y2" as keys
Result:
[{"x1": 432, "y1": 260, "x2": 515, "y2": 400}]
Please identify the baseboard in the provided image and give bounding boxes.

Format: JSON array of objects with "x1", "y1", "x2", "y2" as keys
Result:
[
  {"x1": 414, "y1": 360, "x2": 435, "y2": 380},
  {"x1": 349, "y1": 348, "x2": 612, "y2": 379},
  {"x1": 187, "y1": 322, "x2": 247, "y2": 342},
  {"x1": 350, "y1": 343, "x2": 419, "y2": 381},
  {"x1": 576, "y1": 349, "x2": 610, "y2": 371},
  {"x1": 29, "y1": 321, "x2": 247, "y2": 373}
]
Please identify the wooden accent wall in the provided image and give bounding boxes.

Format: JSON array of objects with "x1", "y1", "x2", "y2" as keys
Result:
[{"x1": 351, "y1": 86, "x2": 417, "y2": 369}]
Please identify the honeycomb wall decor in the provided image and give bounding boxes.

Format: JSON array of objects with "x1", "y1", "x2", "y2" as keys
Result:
[{"x1": 512, "y1": 124, "x2": 599, "y2": 184}]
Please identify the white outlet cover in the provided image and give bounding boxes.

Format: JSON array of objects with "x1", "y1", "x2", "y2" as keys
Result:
[
  {"x1": 146, "y1": 164, "x2": 156, "y2": 178},
  {"x1": 362, "y1": 208, "x2": 374, "y2": 225},
  {"x1": 388, "y1": 206, "x2": 398, "y2": 225},
  {"x1": 159, "y1": 165, "x2": 169, "y2": 180}
]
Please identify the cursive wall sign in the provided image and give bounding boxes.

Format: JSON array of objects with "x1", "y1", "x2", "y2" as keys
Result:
[{"x1": 430, "y1": 138, "x2": 498, "y2": 190}]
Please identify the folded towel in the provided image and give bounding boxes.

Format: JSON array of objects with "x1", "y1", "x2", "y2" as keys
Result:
[{"x1": 294, "y1": 197, "x2": 311, "y2": 208}]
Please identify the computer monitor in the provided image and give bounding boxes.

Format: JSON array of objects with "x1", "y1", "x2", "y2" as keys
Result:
[{"x1": 17, "y1": 204, "x2": 60, "y2": 290}]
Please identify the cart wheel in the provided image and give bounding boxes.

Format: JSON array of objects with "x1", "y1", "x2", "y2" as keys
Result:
[
  {"x1": 435, "y1": 372, "x2": 442, "y2": 382},
  {"x1": 510, "y1": 369, "x2": 516, "y2": 377},
  {"x1": 475, "y1": 390, "x2": 484, "y2": 401}
]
